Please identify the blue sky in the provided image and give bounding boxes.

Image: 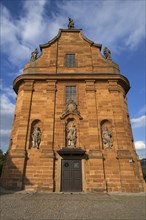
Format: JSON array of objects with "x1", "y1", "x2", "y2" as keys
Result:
[{"x1": 0, "y1": 0, "x2": 146, "y2": 158}]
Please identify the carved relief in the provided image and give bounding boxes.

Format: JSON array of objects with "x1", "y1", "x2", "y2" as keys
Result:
[
  {"x1": 101, "y1": 120, "x2": 113, "y2": 149},
  {"x1": 66, "y1": 118, "x2": 77, "y2": 148},
  {"x1": 31, "y1": 127, "x2": 41, "y2": 149},
  {"x1": 60, "y1": 99, "x2": 82, "y2": 120},
  {"x1": 30, "y1": 120, "x2": 42, "y2": 149}
]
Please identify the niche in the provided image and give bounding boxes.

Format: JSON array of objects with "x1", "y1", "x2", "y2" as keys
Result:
[
  {"x1": 101, "y1": 120, "x2": 112, "y2": 149},
  {"x1": 65, "y1": 118, "x2": 77, "y2": 148},
  {"x1": 29, "y1": 120, "x2": 42, "y2": 149}
]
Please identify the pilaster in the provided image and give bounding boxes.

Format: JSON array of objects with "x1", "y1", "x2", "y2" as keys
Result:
[
  {"x1": 85, "y1": 80, "x2": 99, "y2": 149},
  {"x1": 15, "y1": 80, "x2": 34, "y2": 150}
]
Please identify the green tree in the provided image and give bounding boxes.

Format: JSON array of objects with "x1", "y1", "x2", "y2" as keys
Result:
[{"x1": 0, "y1": 149, "x2": 6, "y2": 176}]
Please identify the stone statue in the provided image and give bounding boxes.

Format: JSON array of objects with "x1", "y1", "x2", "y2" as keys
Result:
[
  {"x1": 66, "y1": 123, "x2": 76, "y2": 148},
  {"x1": 102, "y1": 127, "x2": 112, "y2": 149},
  {"x1": 103, "y1": 47, "x2": 112, "y2": 60},
  {"x1": 31, "y1": 127, "x2": 41, "y2": 149},
  {"x1": 68, "y1": 18, "x2": 74, "y2": 29},
  {"x1": 30, "y1": 48, "x2": 38, "y2": 61}
]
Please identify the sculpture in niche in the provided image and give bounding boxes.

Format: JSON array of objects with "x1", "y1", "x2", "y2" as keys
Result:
[
  {"x1": 101, "y1": 127, "x2": 112, "y2": 149},
  {"x1": 66, "y1": 123, "x2": 77, "y2": 148},
  {"x1": 30, "y1": 48, "x2": 38, "y2": 62},
  {"x1": 31, "y1": 127, "x2": 41, "y2": 149},
  {"x1": 103, "y1": 47, "x2": 112, "y2": 60},
  {"x1": 60, "y1": 99, "x2": 82, "y2": 120},
  {"x1": 68, "y1": 18, "x2": 74, "y2": 29}
]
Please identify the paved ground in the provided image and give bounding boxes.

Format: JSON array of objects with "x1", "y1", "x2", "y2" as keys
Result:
[{"x1": 0, "y1": 190, "x2": 146, "y2": 220}]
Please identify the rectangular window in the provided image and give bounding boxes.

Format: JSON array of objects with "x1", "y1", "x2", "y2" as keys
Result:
[
  {"x1": 66, "y1": 86, "x2": 76, "y2": 103},
  {"x1": 65, "y1": 54, "x2": 75, "y2": 67}
]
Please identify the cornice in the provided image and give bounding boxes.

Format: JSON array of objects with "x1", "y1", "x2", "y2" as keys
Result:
[{"x1": 13, "y1": 73, "x2": 130, "y2": 95}]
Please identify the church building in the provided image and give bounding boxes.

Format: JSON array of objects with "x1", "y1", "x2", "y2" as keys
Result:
[{"x1": 1, "y1": 19, "x2": 144, "y2": 192}]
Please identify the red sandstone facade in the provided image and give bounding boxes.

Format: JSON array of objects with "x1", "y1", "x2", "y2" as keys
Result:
[{"x1": 1, "y1": 29, "x2": 144, "y2": 192}]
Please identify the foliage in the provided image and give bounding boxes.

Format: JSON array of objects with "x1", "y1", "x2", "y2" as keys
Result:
[
  {"x1": 0, "y1": 149, "x2": 7, "y2": 176},
  {"x1": 140, "y1": 159, "x2": 146, "y2": 182},
  {"x1": 143, "y1": 173, "x2": 146, "y2": 182}
]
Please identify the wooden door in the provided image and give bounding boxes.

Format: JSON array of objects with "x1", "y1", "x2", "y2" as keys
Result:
[{"x1": 61, "y1": 159, "x2": 82, "y2": 192}]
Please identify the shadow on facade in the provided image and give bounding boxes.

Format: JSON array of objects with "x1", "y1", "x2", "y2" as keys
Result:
[{"x1": 0, "y1": 151, "x2": 32, "y2": 194}]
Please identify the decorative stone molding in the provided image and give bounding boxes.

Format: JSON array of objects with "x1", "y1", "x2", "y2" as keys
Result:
[
  {"x1": 57, "y1": 147, "x2": 86, "y2": 156},
  {"x1": 60, "y1": 99, "x2": 83, "y2": 120},
  {"x1": 85, "y1": 80, "x2": 96, "y2": 92},
  {"x1": 46, "y1": 80, "x2": 57, "y2": 92},
  {"x1": 23, "y1": 80, "x2": 34, "y2": 92},
  {"x1": 108, "y1": 80, "x2": 125, "y2": 94},
  {"x1": 9, "y1": 149, "x2": 26, "y2": 158},
  {"x1": 40, "y1": 149, "x2": 54, "y2": 158},
  {"x1": 89, "y1": 150, "x2": 103, "y2": 159},
  {"x1": 117, "y1": 150, "x2": 132, "y2": 159}
]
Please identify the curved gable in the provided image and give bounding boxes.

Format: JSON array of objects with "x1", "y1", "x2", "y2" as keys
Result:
[{"x1": 40, "y1": 29, "x2": 102, "y2": 51}]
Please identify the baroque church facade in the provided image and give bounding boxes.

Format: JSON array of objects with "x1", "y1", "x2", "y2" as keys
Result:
[{"x1": 1, "y1": 20, "x2": 144, "y2": 192}]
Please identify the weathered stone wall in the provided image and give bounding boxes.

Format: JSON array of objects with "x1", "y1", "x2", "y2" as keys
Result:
[{"x1": 1, "y1": 29, "x2": 144, "y2": 192}]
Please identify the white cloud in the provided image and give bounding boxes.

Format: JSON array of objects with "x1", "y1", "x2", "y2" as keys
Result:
[
  {"x1": 135, "y1": 141, "x2": 146, "y2": 150},
  {"x1": 0, "y1": 0, "x2": 145, "y2": 68},
  {"x1": 57, "y1": 1, "x2": 145, "y2": 51},
  {"x1": 1, "y1": 5, "x2": 31, "y2": 65},
  {"x1": 1, "y1": 94, "x2": 15, "y2": 115},
  {"x1": 0, "y1": 129, "x2": 11, "y2": 152},
  {"x1": 0, "y1": 129, "x2": 11, "y2": 137},
  {"x1": 19, "y1": 0, "x2": 48, "y2": 45},
  {"x1": 0, "y1": 0, "x2": 66, "y2": 67},
  {"x1": 0, "y1": 84, "x2": 16, "y2": 150},
  {"x1": 131, "y1": 115, "x2": 146, "y2": 128},
  {"x1": 139, "y1": 105, "x2": 146, "y2": 115},
  {"x1": 2, "y1": 86, "x2": 16, "y2": 99}
]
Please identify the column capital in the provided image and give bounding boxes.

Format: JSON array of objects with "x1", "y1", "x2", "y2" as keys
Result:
[
  {"x1": 85, "y1": 80, "x2": 96, "y2": 92},
  {"x1": 46, "y1": 80, "x2": 57, "y2": 92}
]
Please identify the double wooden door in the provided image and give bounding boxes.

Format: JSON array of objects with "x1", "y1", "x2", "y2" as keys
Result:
[{"x1": 61, "y1": 159, "x2": 82, "y2": 192}]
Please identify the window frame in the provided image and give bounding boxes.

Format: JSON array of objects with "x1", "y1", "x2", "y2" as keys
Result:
[
  {"x1": 65, "y1": 54, "x2": 76, "y2": 67},
  {"x1": 66, "y1": 86, "x2": 76, "y2": 103}
]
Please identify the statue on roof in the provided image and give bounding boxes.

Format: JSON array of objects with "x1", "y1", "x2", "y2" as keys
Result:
[
  {"x1": 103, "y1": 47, "x2": 112, "y2": 60},
  {"x1": 68, "y1": 18, "x2": 74, "y2": 29},
  {"x1": 30, "y1": 48, "x2": 38, "y2": 62}
]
